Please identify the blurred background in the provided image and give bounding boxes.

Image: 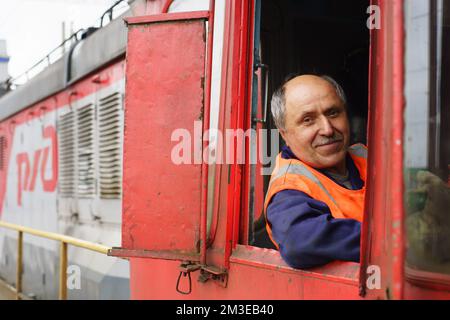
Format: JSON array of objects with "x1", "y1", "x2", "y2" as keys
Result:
[{"x1": 0, "y1": 0, "x2": 127, "y2": 82}]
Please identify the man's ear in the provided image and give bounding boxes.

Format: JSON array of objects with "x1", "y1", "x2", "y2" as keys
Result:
[{"x1": 279, "y1": 129, "x2": 288, "y2": 147}]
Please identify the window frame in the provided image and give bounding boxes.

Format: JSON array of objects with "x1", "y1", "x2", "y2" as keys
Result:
[
  {"x1": 403, "y1": 0, "x2": 450, "y2": 290},
  {"x1": 220, "y1": 0, "x2": 374, "y2": 296}
]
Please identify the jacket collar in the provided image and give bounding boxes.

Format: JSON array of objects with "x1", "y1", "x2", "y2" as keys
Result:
[{"x1": 280, "y1": 145, "x2": 364, "y2": 190}]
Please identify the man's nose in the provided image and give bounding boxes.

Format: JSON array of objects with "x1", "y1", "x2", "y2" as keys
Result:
[{"x1": 318, "y1": 116, "x2": 334, "y2": 136}]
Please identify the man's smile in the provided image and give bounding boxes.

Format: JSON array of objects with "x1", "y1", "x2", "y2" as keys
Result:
[{"x1": 314, "y1": 139, "x2": 344, "y2": 154}]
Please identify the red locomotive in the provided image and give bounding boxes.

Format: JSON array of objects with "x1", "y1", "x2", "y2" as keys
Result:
[
  {"x1": 1, "y1": 0, "x2": 449, "y2": 300},
  {"x1": 111, "y1": 0, "x2": 450, "y2": 299}
]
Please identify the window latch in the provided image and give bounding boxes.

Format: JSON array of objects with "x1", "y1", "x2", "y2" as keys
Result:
[{"x1": 175, "y1": 261, "x2": 228, "y2": 295}]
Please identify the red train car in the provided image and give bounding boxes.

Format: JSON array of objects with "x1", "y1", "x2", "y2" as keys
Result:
[
  {"x1": 110, "y1": 0, "x2": 450, "y2": 299},
  {"x1": 1, "y1": 0, "x2": 449, "y2": 300}
]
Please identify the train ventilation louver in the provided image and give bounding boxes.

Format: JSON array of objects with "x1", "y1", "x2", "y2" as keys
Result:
[
  {"x1": 98, "y1": 92, "x2": 122, "y2": 199},
  {"x1": 77, "y1": 103, "x2": 96, "y2": 198},
  {"x1": 58, "y1": 111, "x2": 76, "y2": 197}
]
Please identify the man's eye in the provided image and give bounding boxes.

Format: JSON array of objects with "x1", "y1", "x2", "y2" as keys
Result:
[
  {"x1": 303, "y1": 117, "x2": 313, "y2": 125},
  {"x1": 328, "y1": 109, "x2": 340, "y2": 117}
]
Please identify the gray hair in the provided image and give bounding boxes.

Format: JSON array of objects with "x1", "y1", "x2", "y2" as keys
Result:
[{"x1": 270, "y1": 75, "x2": 347, "y2": 130}]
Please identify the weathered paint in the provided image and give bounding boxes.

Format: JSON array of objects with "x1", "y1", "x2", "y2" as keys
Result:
[
  {"x1": 123, "y1": 0, "x2": 364, "y2": 300},
  {"x1": 121, "y1": 14, "x2": 207, "y2": 253},
  {"x1": 359, "y1": 0, "x2": 405, "y2": 300},
  {"x1": 129, "y1": 250, "x2": 361, "y2": 299},
  {"x1": 5, "y1": 0, "x2": 450, "y2": 300}
]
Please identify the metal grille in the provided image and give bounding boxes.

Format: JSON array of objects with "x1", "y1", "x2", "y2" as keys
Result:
[
  {"x1": 98, "y1": 92, "x2": 122, "y2": 199},
  {"x1": 58, "y1": 111, "x2": 76, "y2": 196},
  {"x1": 77, "y1": 104, "x2": 96, "y2": 197}
]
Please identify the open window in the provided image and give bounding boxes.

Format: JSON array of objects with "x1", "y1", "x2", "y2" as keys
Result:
[{"x1": 244, "y1": 0, "x2": 370, "y2": 252}]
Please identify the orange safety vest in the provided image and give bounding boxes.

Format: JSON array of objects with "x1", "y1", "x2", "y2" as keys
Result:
[{"x1": 263, "y1": 144, "x2": 368, "y2": 249}]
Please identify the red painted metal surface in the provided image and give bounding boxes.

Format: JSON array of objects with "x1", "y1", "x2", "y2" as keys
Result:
[
  {"x1": 125, "y1": 11, "x2": 209, "y2": 25},
  {"x1": 212, "y1": 0, "x2": 235, "y2": 269},
  {"x1": 125, "y1": 1, "x2": 365, "y2": 300},
  {"x1": 390, "y1": 0, "x2": 406, "y2": 300},
  {"x1": 121, "y1": 0, "x2": 450, "y2": 300},
  {"x1": 204, "y1": 0, "x2": 233, "y2": 267},
  {"x1": 404, "y1": 266, "x2": 450, "y2": 294},
  {"x1": 109, "y1": 247, "x2": 199, "y2": 261},
  {"x1": 360, "y1": 0, "x2": 405, "y2": 300},
  {"x1": 224, "y1": 0, "x2": 251, "y2": 268},
  {"x1": 162, "y1": 0, "x2": 174, "y2": 13},
  {"x1": 129, "y1": 247, "x2": 360, "y2": 299},
  {"x1": 404, "y1": 281, "x2": 450, "y2": 300},
  {"x1": 230, "y1": 246, "x2": 359, "y2": 286},
  {"x1": 121, "y1": 16, "x2": 206, "y2": 255},
  {"x1": 200, "y1": 0, "x2": 216, "y2": 265},
  {"x1": 240, "y1": 0, "x2": 256, "y2": 245}
]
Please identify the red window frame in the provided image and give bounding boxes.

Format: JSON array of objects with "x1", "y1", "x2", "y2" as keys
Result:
[{"x1": 215, "y1": 0, "x2": 378, "y2": 299}]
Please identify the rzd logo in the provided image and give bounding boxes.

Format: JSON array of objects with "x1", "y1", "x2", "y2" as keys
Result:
[{"x1": 16, "y1": 125, "x2": 58, "y2": 205}]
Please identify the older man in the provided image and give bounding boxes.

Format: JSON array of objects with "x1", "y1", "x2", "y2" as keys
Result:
[{"x1": 264, "y1": 74, "x2": 367, "y2": 269}]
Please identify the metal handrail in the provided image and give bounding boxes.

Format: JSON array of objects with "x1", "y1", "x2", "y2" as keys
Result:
[{"x1": 0, "y1": 220, "x2": 112, "y2": 300}]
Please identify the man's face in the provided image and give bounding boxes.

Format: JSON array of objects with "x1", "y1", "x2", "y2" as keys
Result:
[{"x1": 280, "y1": 76, "x2": 350, "y2": 174}]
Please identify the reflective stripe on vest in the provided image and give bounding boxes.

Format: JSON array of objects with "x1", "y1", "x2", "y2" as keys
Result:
[
  {"x1": 267, "y1": 162, "x2": 339, "y2": 207},
  {"x1": 263, "y1": 144, "x2": 368, "y2": 249}
]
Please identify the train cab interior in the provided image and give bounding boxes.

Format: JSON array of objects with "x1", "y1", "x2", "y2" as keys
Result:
[{"x1": 248, "y1": 0, "x2": 370, "y2": 249}]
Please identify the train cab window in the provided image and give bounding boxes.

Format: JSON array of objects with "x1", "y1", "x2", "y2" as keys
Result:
[
  {"x1": 245, "y1": 0, "x2": 370, "y2": 262},
  {"x1": 404, "y1": 0, "x2": 450, "y2": 275}
]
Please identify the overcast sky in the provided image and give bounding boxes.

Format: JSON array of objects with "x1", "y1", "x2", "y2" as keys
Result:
[{"x1": 0, "y1": 0, "x2": 123, "y2": 79}]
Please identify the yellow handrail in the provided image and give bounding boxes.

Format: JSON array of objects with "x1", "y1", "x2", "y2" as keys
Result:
[{"x1": 0, "y1": 220, "x2": 112, "y2": 300}]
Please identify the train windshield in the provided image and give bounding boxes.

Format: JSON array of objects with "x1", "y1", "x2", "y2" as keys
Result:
[{"x1": 404, "y1": 0, "x2": 450, "y2": 275}]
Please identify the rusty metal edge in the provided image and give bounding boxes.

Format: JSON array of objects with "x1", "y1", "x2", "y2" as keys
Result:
[{"x1": 108, "y1": 247, "x2": 200, "y2": 262}]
